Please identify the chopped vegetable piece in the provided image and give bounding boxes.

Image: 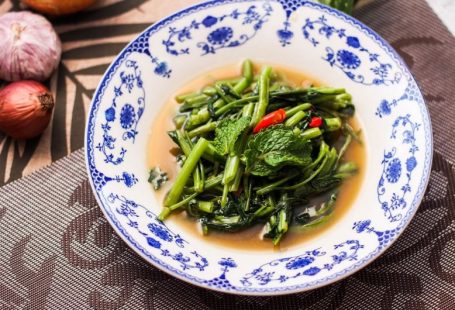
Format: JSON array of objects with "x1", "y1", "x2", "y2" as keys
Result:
[
  {"x1": 164, "y1": 138, "x2": 209, "y2": 208},
  {"x1": 285, "y1": 103, "x2": 312, "y2": 117},
  {"x1": 324, "y1": 117, "x2": 342, "y2": 131},
  {"x1": 309, "y1": 116, "x2": 323, "y2": 128},
  {"x1": 301, "y1": 127, "x2": 323, "y2": 140},
  {"x1": 250, "y1": 66, "x2": 272, "y2": 127},
  {"x1": 294, "y1": 193, "x2": 337, "y2": 228},
  {"x1": 148, "y1": 167, "x2": 169, "y2": 190},
  {"x1": 253, "y1": 108, "x2": 286, "y2": 133},
  {"x1": 284, "y1": 110, "x2": 306, "y2": 128}
]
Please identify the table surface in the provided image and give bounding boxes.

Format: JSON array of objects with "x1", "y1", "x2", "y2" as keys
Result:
[
  {"x1": 0, "y1": 0, "x2": 455, "y2": 186},
  {"x1": 0, "y1": 0, "x2": 453, "y2": 187},
  {"x1": 2, "y1": 1, "x2": 455, "y2": 309},
  {"x1": 0, "y1": 0, "x2": 200, "y2": 186}
]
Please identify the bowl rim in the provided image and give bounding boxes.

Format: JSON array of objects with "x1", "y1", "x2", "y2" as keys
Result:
[{"x1": 85, "y1": 0, "x2": 433, "y2": 296}]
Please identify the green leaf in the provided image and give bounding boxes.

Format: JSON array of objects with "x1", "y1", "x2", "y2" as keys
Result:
[
  {"x1": 311, "y1": 175, "x2": 342, "y2": 192},
  {"x1": 245, "y1": 161, "x2": 275, "y2": 177},
  {"x1": 318, "y1": 0, "x2": 355, "y2": 14},
  {"x1": 294, "y1": 193, "x2": 337, "y2": 228},
  {"x1": 244, "y1": 125, "x2": 312, "y2": 176},
  {"x1": 265, "y1": 152, "x2": 311, "y2": 167},
  {"x1": 212, "y1": 117, "x2": 251, "y2": 156},
  {"x1": 294, "y1": 174, "x2": 341, "y2": 197},
  {"x1": 148, "y1": 167, "x2": 169, "y2": 190}
]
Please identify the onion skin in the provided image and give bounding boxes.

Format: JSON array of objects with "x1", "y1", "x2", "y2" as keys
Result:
[
  {"x1": 21, "y1": 0, "x2": 96, "y2": 16},
  {"x1": 0, "y1": 11, "x2": 61, "y2": 82},
  {"x1": 0, "y1": 81, "x2": 54, "y2": 140}
]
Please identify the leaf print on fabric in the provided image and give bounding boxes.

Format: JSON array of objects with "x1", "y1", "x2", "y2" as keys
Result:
[
  {"x1": 59, "y1": 23, "x2": 152, "y2": 42},
  {"x1": 0, "y1": 0, "x2": 153, "y2": 187},
  {"x1": 68, "y1": 179, "x2": 98, "y2": 208},
  {"x1": 391, "y1": 36, "x2": 444, "y2": 69},
  {"x1": 63, "y1": 42, "x2": 128, "y2": 60},
  {"x1": 0, "y1": 135, "x2": 41, "y2": 185},
  {"x1": 0, "y1": 282, "x2": 26, "y2": 308},
  {"x1": 52, "y1": 0, "x2": 149, "y2": 25},
  {"x1": 62, "y1": 206, "x2": 127, "y2": 269},
  {"x1": 62, "y1": 179, "x2": 127, "y2": 268},
  {"x1": 89, "y1": 260, "x2": 168, "y2": 309},
  {"x1": 9, "y1": 235, "x2": 57, "y2": 309}
]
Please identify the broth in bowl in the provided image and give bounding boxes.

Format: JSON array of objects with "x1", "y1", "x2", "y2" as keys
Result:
[{"x1": 148, "y1": 60, "x2": 365, "y2": 251}]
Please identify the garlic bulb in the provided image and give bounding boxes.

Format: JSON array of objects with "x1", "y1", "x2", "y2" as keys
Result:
[
  {"x1": 22, "y1": 0, "x2": 96, "y2": 16},
  {"x1": 0, "y1": 11, "x2": 61, "y2": 82},
  {"x1": 0, "y1": 80, "x2": 55, "y2": 140}
]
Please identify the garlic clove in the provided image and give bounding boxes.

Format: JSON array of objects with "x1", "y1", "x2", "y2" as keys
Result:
[{"x1": 0, "y1": 11, "x2": 61, "y2": 82}]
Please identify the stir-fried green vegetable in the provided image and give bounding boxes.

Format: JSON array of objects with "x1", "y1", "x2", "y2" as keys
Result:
[{"x1": 153, "y1": 60, "x2": 361, "y2": 246}]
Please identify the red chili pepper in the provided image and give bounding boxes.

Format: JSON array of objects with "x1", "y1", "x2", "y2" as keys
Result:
[
  {"x1": 309, "y1": 116, "x2": 323, "y2": 128},
  {"x1": 253, "y1": 109, "x2": 287, "y2": 133}
]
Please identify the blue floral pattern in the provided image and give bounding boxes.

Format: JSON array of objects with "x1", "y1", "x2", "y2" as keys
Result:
[
  {"x1": 148, "y1": 223, "x2": 173, "y2": 242},
  {"x1": 120, "y1": 104, "x2": 136, "y2": 129},
  {"x1": 240, "y1": 240, "x2": 363, "y2": 286},
  {"x1": 376, "y1": 77, "x2": 421, "y2": 117},
  {"x1": 377, "y1": 114, "x2": 421, "y2": 222},
  {"x1": 276, "y1": 0, "x2": 306, "y2": 46},
  {"x1": 272, "y1": 2, "x2": 402, "y2": 85},
  {"x1": 88, "y1": 164, "x2": 137, "y2": 191},
  {"x1": 202, "y1": 15, "x2": 218, "y2": 27},
  {"x1": 127, "y1": 29, "x2": 172, "y2": 78},
  {"x1": 85, "y1": 0, "x2": 432, "y2": 294},
  {"x1": 353, "y1": 220, "x2": 401, "y2": 250},
  {"x1": 336, "y1": 49, "x2": 361, "y2": 69},
  {"x1": 207, "y1": 27, "x2": 234, "y2": 45},
  {"x1": 302, "y1": 15, "x2": 402, "y2": 85},
  {"x1": 107, "y1": 194, "x2": 208, "y2": 271},
  {"x1": 96, "y1": 61, "x2": 144, "y2": 165},
  {"x1": 386, "y1": 158, "x2": 402, "y2": 183},
  {"x1": 203, "y1": 258, "x2": 238, "y2": 290},
  {"x1": 346, "y1": 36, "x2": 360, "y2": 48},
  {"x1": 162, "y1": 3, "x2": 273, "y2": 56}
]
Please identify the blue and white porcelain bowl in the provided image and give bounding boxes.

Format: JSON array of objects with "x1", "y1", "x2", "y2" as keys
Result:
[{"x1": 85, "y1": 0, "x2": 432, "y2": 295}]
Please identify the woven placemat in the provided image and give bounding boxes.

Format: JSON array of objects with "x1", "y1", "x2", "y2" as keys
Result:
[
  {"x1": 0, "y1": 0, "x2": 201, "y2": 186},
  {"x1": 2, "y1": 0, "x2": 455, "y2": 308}
]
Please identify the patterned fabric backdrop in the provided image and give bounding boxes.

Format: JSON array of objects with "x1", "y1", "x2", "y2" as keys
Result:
[
  {"x1": 0, "y1": 0, "x2": 199, "y2": 186},
  {"x1": 1, "y1": 0, "x2": 455, "y2": 309}
]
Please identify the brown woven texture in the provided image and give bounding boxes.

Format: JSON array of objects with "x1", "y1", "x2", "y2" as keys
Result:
[
  {"x1": 1, "y1": 0, "x2": 455, "y2": 309},
  {"x1": 0, "y1": 0, "x2": 201, "y2": 186}
]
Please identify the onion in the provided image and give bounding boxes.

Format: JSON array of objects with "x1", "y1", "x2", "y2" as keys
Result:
[
  {"x1": 22, "y1": 0, "x2": 96, "y2": 16},
  {"x1": 0, "y1": 81, "x2": 55, "y2": 140},
  {"x1": 0, "y1": 11, "x2": 61, "y2": 82}
]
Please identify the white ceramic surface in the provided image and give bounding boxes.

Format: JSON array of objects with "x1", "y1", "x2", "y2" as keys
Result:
[{"x1": 85, "y1": 0, "x2": 432, "y2": 295}]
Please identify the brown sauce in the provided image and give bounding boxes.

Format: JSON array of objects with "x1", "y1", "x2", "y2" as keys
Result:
[{"x1": 147, "y1": 62, "x2": 366, "y2": 251}]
